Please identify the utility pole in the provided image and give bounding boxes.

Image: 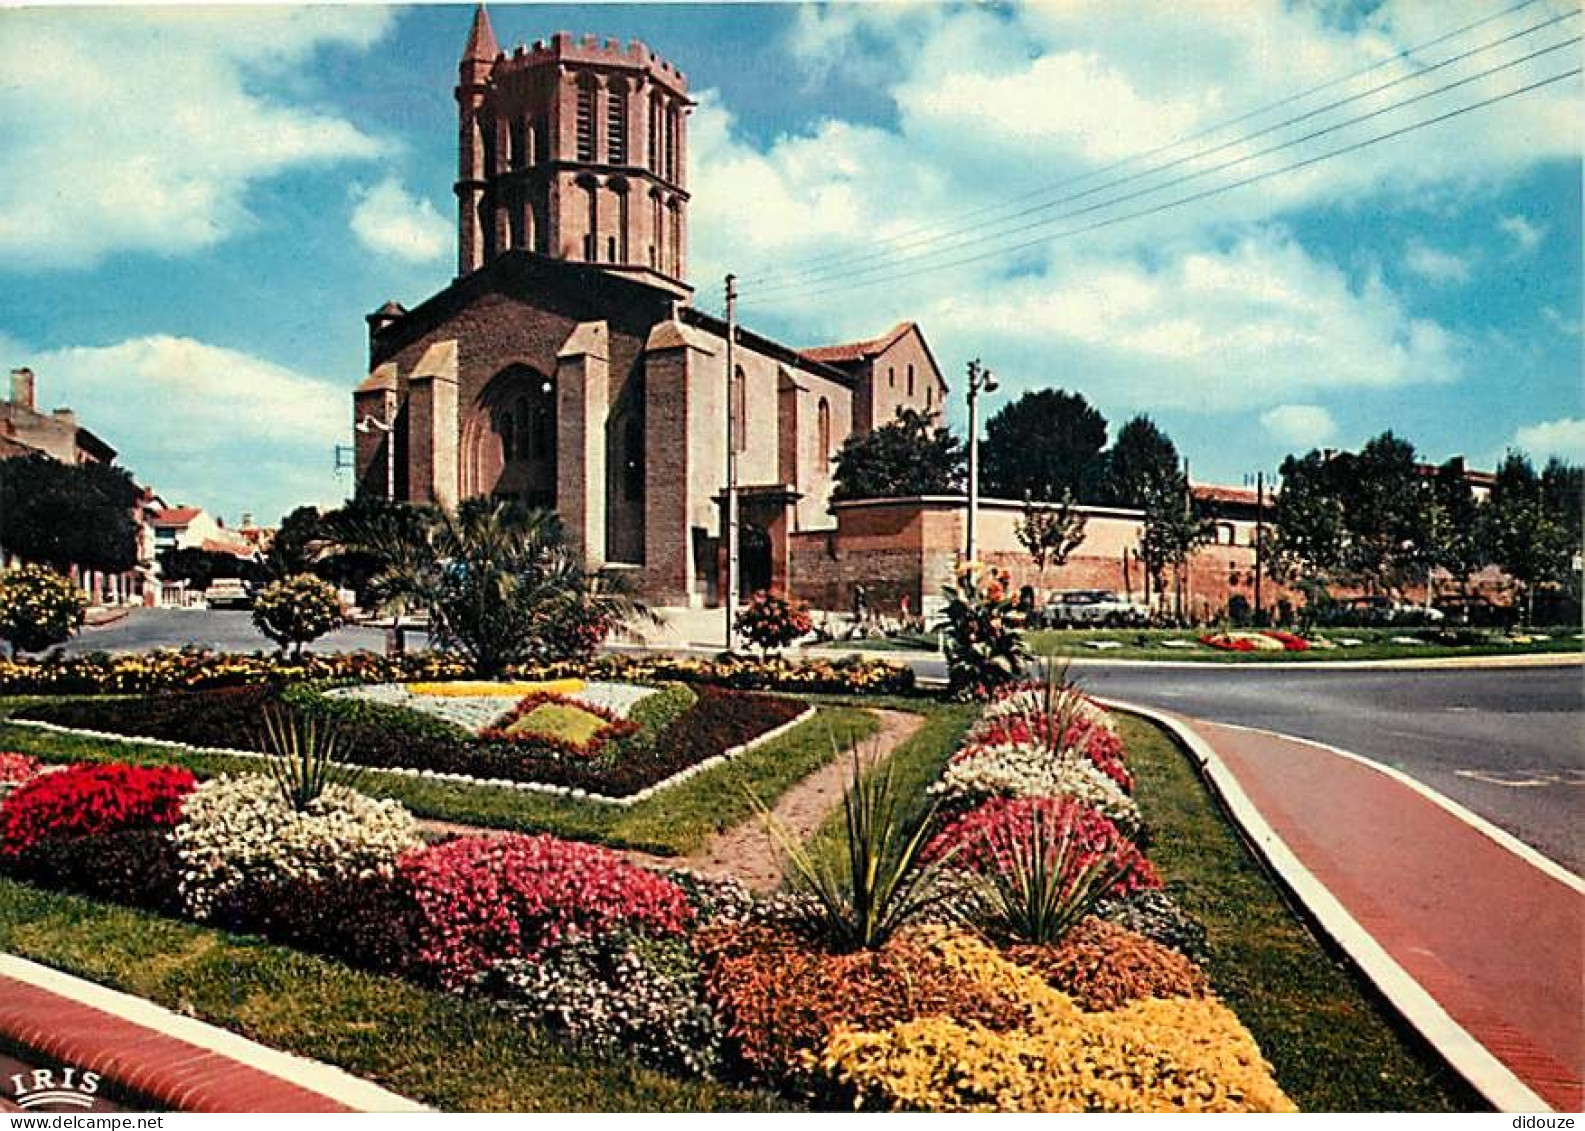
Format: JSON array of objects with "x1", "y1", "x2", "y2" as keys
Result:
[
  {"x1": 724, "y1": 273, "x2": 739, "y2": 652},
  {"x1": 1254, "y1": 470, "x2": 1265, "y2": 623},
  {"x1": 964, "y1": 359, "x2": 997, "y2": 563}
]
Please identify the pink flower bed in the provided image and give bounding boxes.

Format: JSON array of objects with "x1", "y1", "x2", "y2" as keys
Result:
[
  {"x1": 400, "y1": 833, "x2": 694, "y2": 989},
  {"x1": 924, "y1": 796, "x2": 1159, "y2": 898},
  {"x1": 0, "y1": 752, "x2": 41, "y2": 783}
]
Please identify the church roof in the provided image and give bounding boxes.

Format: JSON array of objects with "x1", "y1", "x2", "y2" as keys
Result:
[
  {"x1": 461, "y1": 5, "x2": 499, "y2": 63},
  {"x1": 801, "y1": 321, "x2": 918, "y2": 364}
]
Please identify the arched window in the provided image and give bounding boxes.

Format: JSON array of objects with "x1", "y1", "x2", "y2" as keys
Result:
[
  {"x1": 732, "y1": 366, "x2": 747, "y2": 453},
  {"x1": 648, "y1": 92, "x2": 662, "y2": 173},
  {"x1": 576, "y1": 78, "x2": 598, "y2": 163},
  {"x1": 667, "y1": 197, "x2": 681, "y2": 275},
  {"x1": 610, "y1": 179, "x2": 630, "y2": 263},
  {"x1": 606, "y1": 80, "x2": 628, "y2": 164},
  {"x1": 650, "y1": 190, "x2": 663, "y2": 269},
  {"x1": 579, "y1": 178, "x2": 599, "y2": 261},
  {"x1": 817, "y1": 397, "x2": 832, "y2": 462},
  {"x1": 664, "y1": 105, "x2": 676, "y2": 181}
]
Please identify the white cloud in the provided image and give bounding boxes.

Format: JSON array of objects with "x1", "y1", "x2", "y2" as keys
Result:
[
  {"x1": 350, "y1": 178, "x2": 451, "y2": 263},
  {"x1": 1404, "y1": 240, "x2": 1472, "y2": 284},
  {"x1": 1541, "y1": 305, "x2": 1582, "y2": 336},
  {"x1": 1261, "y1": 404, "x2": 1339, "y2": 449},
  {"x1": 21, "y1": 335, "x2": 348, "y2": 521},
  {"x1": 1509, "y1": 417, "x2": 1585, "y2": 464},
  {"x1": 1498, "y1": 214, "x2": 1545, "y2": 253},
  {"x1": 0, "y1": 8, "x2": 392, "y2": 268}
]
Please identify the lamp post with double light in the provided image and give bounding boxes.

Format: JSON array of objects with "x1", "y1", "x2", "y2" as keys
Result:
[
  {"x1": 355, "y1": 411, "x2": 396, "y2": 500},
  {"x1": 964, "y1": 358, "x2": 998, "y2": 563}
]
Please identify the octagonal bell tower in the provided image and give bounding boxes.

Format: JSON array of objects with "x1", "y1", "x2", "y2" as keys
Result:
[{"x1": 455, "y1": 6, "x2": 692, "y2": 294}]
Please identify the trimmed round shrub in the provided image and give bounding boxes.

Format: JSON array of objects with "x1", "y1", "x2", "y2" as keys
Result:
[
  {"x1": 172, "y1": 775, "x2": 422, "y2": 923},
  {"x1": 0, "y1": 565, "x2": 86, "y2": 654},
  {"x1": 400, "y1": 833, "x2": 694, "y2": 990},
  {"x1": 925, "y1": 796, "x2": 1159, "y2": 898},
  {"x1": 1008, "y1": 916, "x2": 1210, "y2": 1012},
  {"x1": 737, "y1": 590, "x2": 814, "y2": 655},
  {"x1": 0, "y1": 762, "x2": 195, "y2": 860},
  {"x1": 251, "y1": 573, "x2": 344, "y2": 656},
  {"x1": 487, "y1": 930, "x2": 722, "y2": 1077}
]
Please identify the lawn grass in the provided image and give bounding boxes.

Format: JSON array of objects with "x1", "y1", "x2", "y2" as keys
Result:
[
  {"x1": 0, "y1": 701, "x2": 879, "y2": 857},
  {"x1": 0, "y1": 878, "x2": 792, "y2": 1112},
  {"x1": 1117, "y1": 713, "x2": 1486, "y2": 1113},
  {"x1": 827, "y1": 625, "x2": 1583, "y2": 663}
]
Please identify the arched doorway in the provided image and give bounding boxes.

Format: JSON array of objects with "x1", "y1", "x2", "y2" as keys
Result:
[
  {"x1": 740, "y1": 522, "x2": 772, "y2": 597},
  {"x1": 461, "y1": 365, "x2": 556, "y2": 508}
]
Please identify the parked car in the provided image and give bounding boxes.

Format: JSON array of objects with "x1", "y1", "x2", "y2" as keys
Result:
[
  {"x1": 1045, "y1": 589, "x2": 1150, "y2": 628},
  {"x1": 203, "y1": 578, "x2": 252, "y2": 609},
  {"x1": 1431, "y1": 594, "x2": 1511, "y2": 628},
  {"x1": 1329, "y1": 595, "x2": 1444, "y2": 626}
]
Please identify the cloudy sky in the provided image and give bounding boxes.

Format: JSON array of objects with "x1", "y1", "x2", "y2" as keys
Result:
[{"x1": 0, "y1": 1, "x2": 1579, "y2": 524}]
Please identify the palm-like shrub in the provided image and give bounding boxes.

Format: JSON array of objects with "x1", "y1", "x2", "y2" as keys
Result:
[
  {"x1": 0, "y1": 564, "x2": 85, "y2": 655},
  {"x1": 251, "y1": 573, "x2": 343, "y2": 657},
  {"x1": 760, "y1": 744, "x2": 957, "y2": 952},
  {"x1": 260, "y1": 707, "x2": 365, "y2": 810},
  {"x1": 331, "y1": 497, "x2": 646, "y2": 677}
]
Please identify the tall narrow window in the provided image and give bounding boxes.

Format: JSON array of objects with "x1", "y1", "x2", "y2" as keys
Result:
[
  {"x1": 614, "y1": 183, "x2": 630, "y2": 263},
  {"x1": 481, "y1": 121, "x2": 497, "y2": 178},
  {"x1": 817, "y1": 397, "x2": 832, "y2": 463},
  {"x1": 648, "y1": 92, "x2": 662, "y2": 172},
  {"x1": 506, "y1": 188, "x2": 523, "y2": 249},
  {"x1": 510, "y1": 119, "x2": 527, "y2": 170},
  {"x1": 580, "y1": 179, "x2": 599, "y2": 261},
  {"x1": 925, "y1": 383, "x2": 933, "y2": 411},
  {"x1": 651, "y1": 191, "x2": 663, "y2": 269},
  {"x1": 576, "y1": 80, "x2": 597, "y2": 163},
  {"x1": 623, "y1": 414, "x2": 644, "y2": 501},
  {"x1": 606, "y1": 84, "x2": 628, "y2": 164},
  {"x1": 532, "y1": 195, "x2": 549, "y2": 255},
  {"x1": 663, "y1": 106, "x2": 676, "y2": 182},
  {"x1": 887, "y1": 366, "x2": 895, "y2": 389},
  {"x1": 907, "y1": 364, "x2": 915, "y2": 397},
  {"x1": 732, "y1": 366, "x2": 748, "y2": 453},
  {"x1": 667, "y1": 198, "x2": 681, "y2": 276},
  {"x1": 532, "y1": 114, "x2": 549, "y2": 164}
]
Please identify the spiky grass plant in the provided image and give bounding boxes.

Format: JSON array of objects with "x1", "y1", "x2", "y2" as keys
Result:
[
  {"x1": 260, "y1": 708, "x2": 365, "y2": 811},
  {"x1": 974, "y1": 802, "x2": 1130, "y2": 946},
  {"x1": 756, "y1": 739, "x2": 958, "y2": 952}
]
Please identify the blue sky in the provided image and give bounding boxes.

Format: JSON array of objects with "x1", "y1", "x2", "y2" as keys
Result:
[{"x1": 0, "y1": 1, "x2": 1579, "y2": 524}]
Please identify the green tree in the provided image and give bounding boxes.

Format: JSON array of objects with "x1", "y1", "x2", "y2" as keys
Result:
[
  {"x1": 1269, "y1": 451, "x2": 1348, "y2": 609},
  {"x1": 0, "y1": 454, "x2": 138, "y2": 573},
  {"x1": 1330, "y1": 432, "x2": 1430, "y2": 596},
  {"x1": 1015, "y1": 490, "x2": 1087, "y2": 577},
  {"x1": 1487, "y1": 452, "x2": 1576, "y2": 624},
  {"x1": 830, "y1": 407, "x2": 966, "y2": 501},
  {"x1": 263, "y1": 505, "x2": 325, "y2": 579},
  {"x1": 158, "y1": 547, "x2": 252, "y2": 592},
  {"x1": 1140, "y1": 471, "x2": 1215, "y2": 621},
  {"x1": 251, "y1": 573, "x2": 345, "y2": 657},
  {"x1": 0, "y1": 564, "x2": 86, "y2": 654},
  {"x1": 1100, "y1": 415, "x2": 1180, "y2": 509},
  {"x1": 981, "y1": 389, "x2": 1108, "y2": 503},
  {"x1": 332, "y1": 497, "x2": 645, "y2": 676},
  {"x1": 1427, "y1": 460, "x2": 1487, "y2": 597}
]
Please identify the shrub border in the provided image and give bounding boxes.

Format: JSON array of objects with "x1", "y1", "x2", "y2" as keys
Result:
[{"x1": 8, "y1": 705, "x2": 817, "y2": 809}]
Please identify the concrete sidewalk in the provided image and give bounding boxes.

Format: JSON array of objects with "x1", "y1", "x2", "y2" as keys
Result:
[{"x1": 1130, "y1": 704, "x2": 1584, "y2": 1113}]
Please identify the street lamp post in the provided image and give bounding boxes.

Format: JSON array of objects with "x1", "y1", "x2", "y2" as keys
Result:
[
  {"x1": 355, "y1": 410, "x2": 396, "y2": 500},
  {"x1": 964, "y1": 359, "x2": 998, "y2": 563},
  {"x1": 724, "y1": 273, "x2": 740, "y2": 652}
]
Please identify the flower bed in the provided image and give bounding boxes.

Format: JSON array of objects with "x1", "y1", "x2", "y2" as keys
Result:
[
  {"x1": 14, "y1": 682, "x2": 807, "y2": 802},
  {"x1": 1200, "y1": 630, "x2": 1310, "y2": 653}
]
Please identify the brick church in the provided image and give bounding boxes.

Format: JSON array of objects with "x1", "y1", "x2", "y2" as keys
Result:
[{"x1": 354, "y1": 7, "x2": 946, "y2": 607}]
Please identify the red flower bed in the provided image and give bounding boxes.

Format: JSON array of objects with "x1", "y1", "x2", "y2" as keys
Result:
[
  {"x1": 0, "y1": 763, "x2": 196, "y2": 860},
  {"x1": 1200, "y1": 633, "x2": 1256, "y2": 652},
  {"x1": 924, "y1": 796, "x2": 1159, "y2": 897},
  {"x1": 400, "y1": 833, "x2": 693, "y2": 989},
  {"x1": 476, "y1": 692, "x2": 638, "y2": 752},
  {"x1": 1261, "y1": 630, "x2": 1310, "y2": 652},
  {"x1": 962, "y1": 714, "x2": 1132, "y2": 793}
]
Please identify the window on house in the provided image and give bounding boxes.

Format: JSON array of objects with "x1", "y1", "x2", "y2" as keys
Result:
[
  {"x1": 650, "y1": 191, "x2": 662, "y2": 269},
  {"x1": 576, "y1": 81, "x2": 597, "y2": 163},
  {"x1": 607, "y1": 84, "x2": 627, "y2": 164},
  {"x1": 667, "y1": 198, "x2": 681, "y2": 275},
  {"x1": 648, "y1": 92, "x2": 662, "y2": 172},
  {"x1": 623, "y1": 414, "x2": 644, "y2": 501},
  {"x1": 925, "y1": 384, "x2": 933, "y2": 411},
  {"x1": 664, "y1": 106, "x2": 676, "y2": 182},
  {"x1": 907, "y1": 364, "x2": 915, "y2": 397},
  {"x1": 581, "y1": 180, "x2": 599, "y2": 261},
  {"x1": 887, "y1": 366, "x2": 895, "y2": 389},
  {"x1": 817, "y1": 397, "x2": 831, "y2": 463}
]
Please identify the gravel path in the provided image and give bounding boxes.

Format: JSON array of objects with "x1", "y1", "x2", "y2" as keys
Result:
[{"x1": 419, "y1": 707, "x2": 926, "y2": 892}]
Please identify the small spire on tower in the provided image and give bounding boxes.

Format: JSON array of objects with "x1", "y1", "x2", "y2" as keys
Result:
[{"x1": 461, "y1": 4, "x2": 499, "y2": 64}]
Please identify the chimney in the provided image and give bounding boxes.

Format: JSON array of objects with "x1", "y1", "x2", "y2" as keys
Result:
[
  {"x1": 9, "y1": 368, "x2": 35, "y2": 412},
  {"x1": 52, "y1": 408, "x2": 76, "y2": 430}
]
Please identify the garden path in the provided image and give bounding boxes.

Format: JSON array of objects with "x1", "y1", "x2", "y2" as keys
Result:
[{"x1": 420, "y1": 708, "x2": 925, "y2": 892}]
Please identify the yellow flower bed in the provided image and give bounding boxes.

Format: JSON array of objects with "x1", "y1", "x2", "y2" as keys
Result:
[
  {"x1": 818, "y1": 930, "x2": 1295, "y2": 1113},
  {"x1": 406, "y1": 678, "x2": 586, "y2": 698}
]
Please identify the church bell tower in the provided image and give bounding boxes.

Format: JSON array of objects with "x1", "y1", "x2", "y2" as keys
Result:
[{"x1": 454, "y1": 6, "x2": 692, "y2": 293}]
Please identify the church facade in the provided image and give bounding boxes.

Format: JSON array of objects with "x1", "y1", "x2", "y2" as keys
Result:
[{"x1": 353, "y1": 8, "x2": 947, "y2": 607}]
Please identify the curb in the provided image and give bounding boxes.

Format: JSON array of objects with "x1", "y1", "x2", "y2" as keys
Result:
[
  {"x1": 1100, "y1": 697, "x2": 1555, "y2": 1114},
  {"x1": 0, "y1": 954, "x2": 429, "y2": 1113}
]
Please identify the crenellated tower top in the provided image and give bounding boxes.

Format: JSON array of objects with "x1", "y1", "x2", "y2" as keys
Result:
[{"x1": 454, "y1": 6, "x2": 693, "y2": 293}]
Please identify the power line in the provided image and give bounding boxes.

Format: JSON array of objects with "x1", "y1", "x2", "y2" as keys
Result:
[
  {"x1": 743, "y1": 38, "x2": 1579, "y2": 303},
  {"x1": 739, "y1": 65, "x2": 1579, "y2": 306},
  {"x1": 741, "y1": 6, "x2": 1578, "y2": 291},
  {"x1": 736, "y1": 0, "x2": 1564, "y2": 288}
]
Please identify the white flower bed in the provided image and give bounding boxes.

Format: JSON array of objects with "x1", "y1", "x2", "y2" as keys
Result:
[
  {"x1": 325, "y1": 680, "x2": 658, "y2": 732},
  {"x1": 976, "y1": 687, "x2": 1118, "y2": 735},
  {"x1": 172, "y1": 775, "x2": 423, "y2": 921},
  {"x1": 930, "y1": 740, "x2": 1140, "y2": 830}
]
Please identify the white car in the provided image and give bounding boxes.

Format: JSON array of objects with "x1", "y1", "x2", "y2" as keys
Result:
[{"x1": 1047, "y1": 589, "x2": 1149, "y2": 627}]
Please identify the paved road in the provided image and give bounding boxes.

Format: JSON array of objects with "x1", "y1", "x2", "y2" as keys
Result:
[{"x1": 64, "y1": 610, "x2": 1585, "y2": 874}]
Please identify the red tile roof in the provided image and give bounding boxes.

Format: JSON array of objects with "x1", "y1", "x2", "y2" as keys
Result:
[
  {"x1": 1192, "y1": 484, "x2": 1263, "y2": 506},
  {"x1": 200, "y1": 538, "x2": 253, "y2": 558},
  {"x1": 802, "y1": 321, "x2": 917, "y2": 364},
  {"x1": 152, "y1": 506, "x2": 202, "y2": 526}
]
